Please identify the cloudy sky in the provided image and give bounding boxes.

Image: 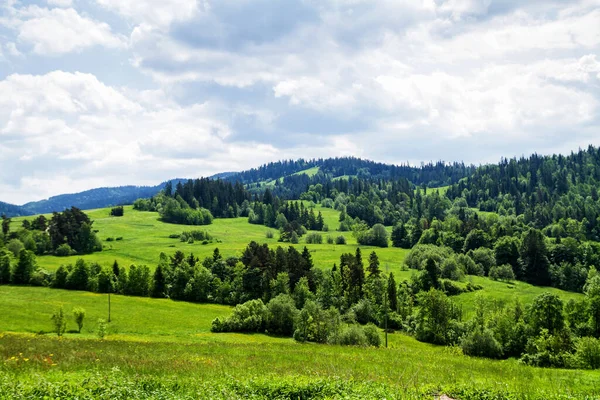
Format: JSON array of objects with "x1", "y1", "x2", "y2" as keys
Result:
[{"x1": 0, "y1": 0, "x2": 599, "y2": 204}]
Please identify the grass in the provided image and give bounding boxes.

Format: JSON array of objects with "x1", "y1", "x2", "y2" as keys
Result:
[
  {"x1": 291, "y1": 166, "x2": 320, "y2": 177},
  {"x1": 0, "y1": 286, "x2": 599, "y2": 399},
  {"x1": 454, "y1": 276, "x2": 584, "y2": 316},
  {"x1": 12, "y1": 205, "x2": 413, "y2": 277}
]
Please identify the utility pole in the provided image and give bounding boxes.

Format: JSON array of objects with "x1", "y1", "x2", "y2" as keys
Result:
[{"x1": 384, "y1": 263, "x2": 389, "y2": 348}]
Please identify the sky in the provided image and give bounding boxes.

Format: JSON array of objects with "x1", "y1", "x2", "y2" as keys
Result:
[{"x1": 0, "y1": 0, "x2": 599, "y2": 204}]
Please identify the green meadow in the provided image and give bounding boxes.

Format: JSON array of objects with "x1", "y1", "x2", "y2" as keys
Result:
[
  {"x1": 3, "y1": 205, "x2": 596, "y2": 398},
  {"x1": 0, "y1": 286, "x2": 598, "y2": 399},
  {"x1": 12, "y1": 205, "x2": 412, "y2": 278}
]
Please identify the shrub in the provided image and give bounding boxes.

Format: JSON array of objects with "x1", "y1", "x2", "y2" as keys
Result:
[
  {"x1": 351, "y1": 299, "x2": 374, "y2": 325},
  {"x1": 266, "y1": 294, "x2": 298, "y2": 336},
  {"x1": 168, "y1": 233, "x2": 180, "y2": 239},
  {"x1": 290, "y1": 232, "x2": 299, "y2": 244},
  {"x1": 574, "y1": 337, "x2": 600, "y2": 369},
  {"x1": 266, "y1": 230, "x2": 274, "y2": 239},
  {"x1": 326, "y1": 236, "x2": 334, "y2": 244},
  {"x1": 363, "y1": 323, "x2": 381, "y2": 347},
  {"x1": 489, "y1": 264, "x2": 515, "y2": 282},
  {"x1": 51, "y1": 306, "x2": 67, "y2": 337},
  {"x1": 461, "y1": 328, "x2": 503, "y2": 358},
  {"x1": 73, "y1": 307, "x2": 86, "y2": 333},
  {"x1": 115, "y1": 237, "x2": 123, "y2": 241},
  {"x1": 305, "y1": 232, "x2": 323, "y2": 244},
  {"x1": 335, "y1": 325, "x2": 367, "y2": 346},
  {"x1": 29, "y1": 269, "x2": 52, "y2": 287},
  {"x1": 55, "y1": 243, "x2": 74, "y2": 257},
  {"x1": 105, "y1": 237, "x2": 114, "y2": 242},
  {"x1": 357, "y1": 224, "x2": 388, "y2": 247},
  {"x1": 110, "y1": 206, "x2": 124, "y2": 217},
  {"x1": 322, "y1": 224, "x2": 329, "y2": 232},
  {"x1": 211, "y1": 299, "x2": 267, "y2": 333},
  {"x1": 335, "y1": 235, "x2": 346, "y2": 245},
  {"x1": 7, "y1": 239, "x2": 24, "y2": 257},
  {"x1": 96, "y1": 318, "x2": 107, "y2": 339}
]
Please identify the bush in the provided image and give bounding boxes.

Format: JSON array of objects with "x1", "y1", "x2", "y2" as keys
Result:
[
  {"x1": 96, "y1": 318, "x2": 107, "y2": 339},
  {"x1": 168, "y1": 233, "x2": 180, "y2": 239},
  {"x1": 105, "y1": 237, "x2": 114, "y2": 242},
  {"x1": 351, "y1": 299, "x2": 374, "y2": 325},
  {"x1": 441, "y1": 279, "x2": 465, "y2": 296},
  {"x1": 211, "y1": 299, "x2": 267, "y2": 333},
  {"x1": 574, "y1": 337, "x2": 600, "y2": 369},
  {"x1": 335, "y1": 235, "x2": 346, "y2": 245},
  {"x1": 266, "y1": 294, "x2": 298, "y2": 336},
  {"x1": 115, "y1": 237, "x2": 123, "y2": 241},
  {"x1": 305, "y1": 232, "x2": 323, "y2": 244},
  {"x1": 489, "y1": 264, "x2": 515, "y2": 282},
  {"x1": 55, "y1": 243, "x2": 74, "y2": 257},
  {"x1": 7, "y1": 239, "x2": 24, "y2": 257},
  {"x1": 461, "y1": 328, "x2": 503, "y2": 358},
  {"x1": 110, "y1": 206, "x2": 124, "y2": 217},
  {"x1": 73, "y1": 307, "x2": 86, "y2": 333},
  {"x1": 363, "y1": 323, "x2": 381, "y2": 347},
  {"x1": 290, "y1": 232, "x2": 299, "y2": 244},
  {"x1": 326, "y1": 236, "x2": 334, "y2": 244},
  {"x1": 266, "y1": 230, "x2": 274, "y2": 239},
  {"x1": 335, "y1": 325, "x2": 367, "y2": 346},
  {"x1": 357, "y1": 224, "x2": 388, "y2": 247},
  {"x1": 51, "y1": 306, "x2": 67, "y2": 337}
]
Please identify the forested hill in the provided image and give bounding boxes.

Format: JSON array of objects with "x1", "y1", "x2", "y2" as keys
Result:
[
  {"x1": 0, "y1": 201, "x2": 27, "y2": 217},
  {"x1": 227, "y1": 157, "x2": 476, "y2": 188},
  {"x1": 445, "y1": 145, "x2": 600, "y2": 239}
]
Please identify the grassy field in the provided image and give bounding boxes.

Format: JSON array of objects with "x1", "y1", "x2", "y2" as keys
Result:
[
  {"x1": 12, "y1": 205, "x2": 412, "y2": 278},
  {"x1": 292, "y1": 166, "x2": 320, "y2": 177},
  {"x1": 0, "y1": 286, "x2": 598, "y2": 399}
]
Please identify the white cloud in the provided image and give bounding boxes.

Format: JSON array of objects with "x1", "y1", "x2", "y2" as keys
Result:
[
  {"x1": 47, "y1": 0, "x2": 73, "y2": 7},
  {"x1": 16, "y1": 7, "x2": 126, "y2": 55},
  {"x1": 96, "y1": 0, "x2": 200, "y2": 28},
  {"x1": 0, "y1": 71, "x2": 341, "y2": 204}
]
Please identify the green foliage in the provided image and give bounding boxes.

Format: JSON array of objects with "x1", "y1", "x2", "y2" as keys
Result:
[
  {"x1": 573, "y1": 336, "x2": 600, "y2": 369},
  {"x1": 489, "y1": 264, "x2": 515, "y2": 282},
  {"x1": 51, "y1": 306, "x2": 67, "y2": 336},
  {"x1": 461, "y1": 328, "x2": 503, "y2": 359},
  {"x1": 527, "y1": 292, "x2": 565, "y2": 335},
  {"x1": 0, "y1": 251, "x2": 10, "y2": 284},
  {"x1": 266, "y1": 294, "x2": 298, "y2": 336},
  {"x1": 55, "y1": 243, "x2": 75, "y2": 256},
  {"x1": 405, "y1": 244, "x2": 453, "y2": 270},
  {"x1": 335, "y1": 235, "x2": 346, "y2": 245},
  {"x1": 305, "y1": 232, "x2": 323, "y2": 244},
  {"x1": 357, "y1": 223, "x2": 389, "y2": 247},
  {"x1": 7, "y1": 239, "x2": 24, "y2": 257},
  {"x1": 11, "y1": 249, "x2": 36, "y2": 284},
  {"x1": 415, "y1": 289, "x2": 462, "y2": 345},
  {"x1": 96, "y1": 318, "x2": 107, "y2": 339},
  {"x1": 73, "y1": 307, "x2": 85, "y2": 333},
  {"x1": 66, "y1": 259, "x2": 90, "y2": 291},
  {"x1": 110, "y1": 206, "x2": 124, "y2": 217},
  {"x1": 211, "y1": 299, "x2": 266, "y2": 333},
  {"x1": 159, "y1": 197, "x2": 213, "y2": 225}
]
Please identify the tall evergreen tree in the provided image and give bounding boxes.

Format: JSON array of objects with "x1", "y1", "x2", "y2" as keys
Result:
[
  {"x1": 11, "y1": 249, "x2": 35, "y2": 284},
  {"x1": 519, "y1": 229, "x2": 551, "y2": 286},
  {"x1": 367, "y1": 251, "x2": 381, "y2": 278},
  {"x1": 387, "y1": 272, "x2": 398, "y2": 312}
]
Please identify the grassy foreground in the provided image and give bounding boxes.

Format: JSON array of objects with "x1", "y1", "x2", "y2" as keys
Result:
[{"x1": 1, "y1": 286, "x2": 599, "y2": 399}]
